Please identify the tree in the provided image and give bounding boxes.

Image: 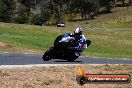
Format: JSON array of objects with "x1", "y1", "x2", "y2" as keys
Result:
[
  {"x1": 51, "y1": 0, "x2": 69, "y2": 23},
  {"x1": 103, "y1": 0, "x2": 112, "y2": 12},
  {"x1": 39, "y1": 0, "x2": 52, "y2": 23},
  {"x1": 71, "y1": 0, "x2": 100, "y2": 20},
  {"x1": 129, "y1": 0, "x2": 132, "y2": 4},
  {"x1": 0, "y1": 0, "x2": 15, "y2": 22},
  {"x1": 17, "y1": 0, "x2": 36, "y2": 23},
  {"x1": 116, "y1": 0, "x2": 126, "y2": 6},
  {"x1": 14, "y1": 3, "x2": 28, "y2": 23}
]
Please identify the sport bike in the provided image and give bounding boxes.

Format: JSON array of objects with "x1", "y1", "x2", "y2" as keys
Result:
[{"x1": 42, "y1": 34, "x2": 91, "y2": 62}]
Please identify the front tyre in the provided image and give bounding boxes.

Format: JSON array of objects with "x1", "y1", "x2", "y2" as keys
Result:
[
  {"x1": 67, "y1": 52, "x2": 80, "y2": 62},
  {"x1": 67, "y1": 58, "x2": 76, "y2": 62},
  {"x1": 42, "y1": 51, "x2": 52, "y2": 61},
  {"x1": 67, "y1": 53, "x2": 79, "y2": 62}
]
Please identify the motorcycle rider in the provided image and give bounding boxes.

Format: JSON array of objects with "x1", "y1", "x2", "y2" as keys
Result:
[{"x1": 59, "y1": 27, "x2": 89, "y2": 51}]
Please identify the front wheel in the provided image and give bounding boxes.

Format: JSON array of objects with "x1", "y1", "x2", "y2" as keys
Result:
[
  {"x1": 67, "y1": 52, "x2": 80, "y2": 62},
  {"x1": 67, "y1": 58, "x2": 76, "y2": 62},
  {"x1": 67, "y1": 56, "x2": 79, "y2": 62},
  {"x1": 42, "y1": 51, "x2": 52, "y2": 61}
]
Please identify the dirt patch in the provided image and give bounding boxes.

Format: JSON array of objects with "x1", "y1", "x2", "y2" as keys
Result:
[
  {"x1": 88, "y1": 34, "x2": 111, "y2": 41},
  {"x1": 0, "y1": 64, "x2": 132, "y2": 88},
  {"x1": 0, "y1": 41, "x2": 43, "y2": 54},
  {"x1": 117, "y1": 40, "x2": 132, "y2": 45},
  {"x1": 0, "y1": 42, "x2": 12, "y2": 48},
  {"x1": 14, "y1": 47, "x2": 44, "y2": 54}
]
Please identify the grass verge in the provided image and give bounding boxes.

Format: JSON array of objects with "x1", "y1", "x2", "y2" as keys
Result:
[{"x1": 0, "y1": 6, "x2": 132, "y2": 59}]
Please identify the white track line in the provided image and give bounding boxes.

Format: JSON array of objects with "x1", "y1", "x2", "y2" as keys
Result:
[
  {"x1": 0, "y1": 51, "x2": 37, "y2": 55},
  {"x1": 0, "y1": 64, "x2": 80, "y2": 69},
  {"x1": 1, "y1": 64, "x2": 131, "y2": 69}
]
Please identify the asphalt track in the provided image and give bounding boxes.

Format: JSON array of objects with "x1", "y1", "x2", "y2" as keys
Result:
[{"x1": 0, "y1": 52, "x2": 132, "y2": 65}]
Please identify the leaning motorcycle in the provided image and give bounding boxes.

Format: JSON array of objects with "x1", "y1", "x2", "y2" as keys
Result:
[{"x1": 42, "y1": 34, "x2": 91, "y2": 62}]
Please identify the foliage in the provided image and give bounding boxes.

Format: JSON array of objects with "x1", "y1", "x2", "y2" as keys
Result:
[
  {"x1": 0, "y1": 0, "x2": 15, "y2": 22},
  {"x1": 0, "y1": 0, "x2": 131, "y2": 24}
]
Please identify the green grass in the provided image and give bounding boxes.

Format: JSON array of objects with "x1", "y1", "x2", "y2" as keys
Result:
[
  {"x1": 0, "y1": 24, "x2": 61, "y2": 50},
  {"x1": 0, "y1": 6, "x2": 132, "y2": 59}
]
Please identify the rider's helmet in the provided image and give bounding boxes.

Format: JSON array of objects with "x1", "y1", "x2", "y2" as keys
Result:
[{"x1": 74, "y1": 27, "x2": 83, "y2": 37}]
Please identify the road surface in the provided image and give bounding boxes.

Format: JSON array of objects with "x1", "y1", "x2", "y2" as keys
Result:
[{"x1": 0, "y1": 52, "x2": 132, "y2": 66}]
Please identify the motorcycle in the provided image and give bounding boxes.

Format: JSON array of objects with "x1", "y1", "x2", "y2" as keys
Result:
[{"x1": 42, "y1": 33, "x2": 91, "y2": 62}]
